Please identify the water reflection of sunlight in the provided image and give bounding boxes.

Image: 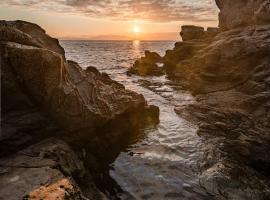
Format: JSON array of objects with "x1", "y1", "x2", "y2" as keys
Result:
[
  {"x1": 132, "y1": 40, "x2": 141, "y2": 58},
  {"x1": 133, "y1": 40, "x2": 140, "y2": 46}
]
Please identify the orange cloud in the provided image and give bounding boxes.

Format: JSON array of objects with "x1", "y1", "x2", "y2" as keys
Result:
[{"x1": 1, "y1": 0, "x2": 218, "y2": 23}]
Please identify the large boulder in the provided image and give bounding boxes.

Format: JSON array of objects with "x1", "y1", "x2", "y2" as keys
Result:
[
  {"x1": 216, "y1": 0, "x2": 270, "y2": 29},
  {"x1": 0, "y1": 20, "x2": 65, "y2": 56},
  {"x1": 0, "y1": 20, "x2": 159, "y2": 199},
  {"x1": 0, "y1": 20, "x2": 159, "y2": 133}
]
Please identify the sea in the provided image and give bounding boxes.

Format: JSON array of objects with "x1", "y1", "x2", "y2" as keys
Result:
[{"x1": 60, "y1": 40, "x2": 212, "y2": 200}]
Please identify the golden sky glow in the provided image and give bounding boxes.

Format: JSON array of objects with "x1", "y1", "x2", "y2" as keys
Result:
[
  {"x1": 133, "y1": 26, "x2": 140, "y2": 33},
  {"x1": 0, "y1": 1, "x2": 219, "y2": 40}
]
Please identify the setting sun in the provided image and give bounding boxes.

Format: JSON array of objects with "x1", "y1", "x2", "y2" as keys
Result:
[
  {"x1": 1, "y1": 0, "x2": 269, "y2": 199},
  {"x1": 133, "y1": 26, "x2": 140, "y2": 33}
]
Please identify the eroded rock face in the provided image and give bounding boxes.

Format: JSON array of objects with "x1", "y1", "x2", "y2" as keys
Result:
[
  {"x1": 180, "y1": 25, "x2": 205, "y2": 41},
  {"x1": 1, "y1": 20, "x2": 158, "y2": 133},
  {"x1": 1, "y1": 20, "x2": 159, "y2": 199},
  {"x1": 166, "y1": 23, "x2": 270, "y2": 200},
  {"x1": 180, "y1": 26, "x2": 220, "y2": 41},
  {"x1": 216, "y1": 0, "x2": 270, "y2": 29},
  {"x1": 129, "y1": 26, "x2": 220, "y2": 77},
  {"x1": 166, "y1": 22, "x2": 270, "y2": 200},
  {"x1": 0, "y1": 20, "x2": 65, "y2": 56}
]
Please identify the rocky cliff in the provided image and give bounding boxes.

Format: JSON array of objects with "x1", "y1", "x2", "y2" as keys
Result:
[
  {"x1": 0, "y1": 20, "x2": 159, "y2": 199},
  {"x1": 216, "y1": 0, "x2": 270, "y2": 30},
  {"x1": 130, "y1": 0, "x2": 270, "y2": 199}
]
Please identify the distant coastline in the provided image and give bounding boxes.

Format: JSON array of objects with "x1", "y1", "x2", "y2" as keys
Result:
[{"x1": 59, "y1": 39, "x2": 177, "y2": 42}]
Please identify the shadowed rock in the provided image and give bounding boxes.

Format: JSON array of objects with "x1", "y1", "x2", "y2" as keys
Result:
[
  {"x1": 0, "y1": 138, "x2": 105, "y2": 200},
  {"x1": 127, "y1": 50, "x2": 164, "y2": 76},
  {"x1": 1, "y1": 20, "x2": 159, "y2": 133},
  {"x1": 0, "y1": 20, "x2": 159, "y2": 199},
  {"x1": 130, "y1": 1, "x2": 270, "y2": 199}
]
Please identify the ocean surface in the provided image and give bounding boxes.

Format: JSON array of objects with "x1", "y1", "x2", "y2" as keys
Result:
[{"x1": 61, "y1": 40, "x2": 211, "y2": 200}]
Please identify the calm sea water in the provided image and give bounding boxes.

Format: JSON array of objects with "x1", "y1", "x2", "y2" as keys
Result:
[{"x1": 61, "y1": 40, "x2": 211, "y2": 200}]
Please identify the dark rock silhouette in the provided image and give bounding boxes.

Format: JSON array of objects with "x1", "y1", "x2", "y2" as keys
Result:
[
  {"x1": 0, "y1": 20, "x2": 159, "y2": 199},
  {"x1": 1, "y1": 20, "x2": 158, "y2": 132},
  {"x1": 127, "y1": 50, "x2": 164, "y2": 76}
]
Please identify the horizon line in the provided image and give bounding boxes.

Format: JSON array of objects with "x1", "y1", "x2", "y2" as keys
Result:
[{"x1": 59, "y1": 39, "x2": 178, "y2": 41}]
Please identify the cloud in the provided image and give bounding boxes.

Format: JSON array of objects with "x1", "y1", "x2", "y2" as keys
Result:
[{"x1": 1, "y1": 0, "x2": 219, "y2": 23}]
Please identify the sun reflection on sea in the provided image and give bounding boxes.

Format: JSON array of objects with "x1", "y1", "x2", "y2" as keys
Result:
[
  {"x1": 132, "y1": 40, "x2": 141, "y2": 58},
  {"x1": 133, "y1": 40, "x2": 140, "y2": 46}
]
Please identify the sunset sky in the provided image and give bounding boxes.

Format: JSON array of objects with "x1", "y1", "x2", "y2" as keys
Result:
[{"x1": 0, "y1": 0, "x2": 219, "y2": 40}]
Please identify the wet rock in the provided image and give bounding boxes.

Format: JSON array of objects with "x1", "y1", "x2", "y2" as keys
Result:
[
  {"x1": 127, "y1": 50, "x2": 164, "y2": 76},
  {"x1": 144, "y1": 50, "x2": 162, "y2": 63}
]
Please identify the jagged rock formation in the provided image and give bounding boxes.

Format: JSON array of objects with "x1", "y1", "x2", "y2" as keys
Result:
[
  {"x1": 130, "y1": 1, "x2": 270, "y2": 199},
  {"x1": 127, "y1": 50, "x2": 164, "y2": 76},
  {"x1": 1, "y1": 20, "x2": 158, "y2": 132},
  {"x1": 173, "y1": 24, "x2": 270, "y2": 199},
  {"x1": 180, "y1": 25, "x2": 205, "y2": 41},
  {"x1": 128, "y1": 26, "x2": 220, "y2": 77},
  {"x1": 180, "y1": 25, "x2": 219, "y2": 41},
  {"x1": 0, "y1": 20, "x2": 159, "y2": 199}
]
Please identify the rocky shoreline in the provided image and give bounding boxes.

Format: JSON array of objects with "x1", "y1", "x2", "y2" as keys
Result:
[
  {"x1": 1, "y1": 0, "x2": 270, "y2": 199},
  {"x1": 129, "y1": 0, "x2": 270, "y2": 199},
  {"x1": 0, "y1": 20, "x2": 159, "y2": 199}
]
